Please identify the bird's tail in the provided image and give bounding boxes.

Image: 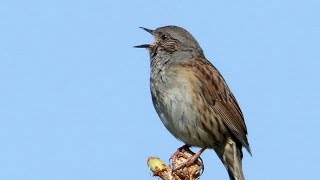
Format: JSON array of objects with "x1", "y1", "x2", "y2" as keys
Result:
[{"x1": 217, "y1": 139, "x2": 245, "y2": 180}]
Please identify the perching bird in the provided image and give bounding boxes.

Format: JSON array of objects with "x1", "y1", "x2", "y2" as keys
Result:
[{"x1": 135, "y1": 25, "x2": 251, "y2": 180}]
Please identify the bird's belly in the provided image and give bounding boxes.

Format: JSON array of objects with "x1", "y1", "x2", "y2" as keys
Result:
[{"x1": 154, "y1": 86, "x2": 222, "y2": 148}]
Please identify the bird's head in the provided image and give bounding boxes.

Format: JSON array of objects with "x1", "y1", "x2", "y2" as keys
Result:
[{"x1": 135, "y1": 25, "x2": 204, "y2": 60}]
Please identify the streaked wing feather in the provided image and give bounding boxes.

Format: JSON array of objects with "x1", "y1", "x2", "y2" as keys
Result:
[{"x1": 180, "y1": 58, "x2": 251, "y2": 153}]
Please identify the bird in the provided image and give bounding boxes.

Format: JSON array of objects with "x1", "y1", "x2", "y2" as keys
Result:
[{"x1": 135, "y1": 25, "x2": 251, "y2": 180}]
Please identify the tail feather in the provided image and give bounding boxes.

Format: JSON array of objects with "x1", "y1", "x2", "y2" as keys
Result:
[{"x1": 217, "y1": 139, "x2": 245, "y2": 180}]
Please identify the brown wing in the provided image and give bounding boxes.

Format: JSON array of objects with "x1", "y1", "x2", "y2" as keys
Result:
[{"x1": 180, "y1": 58, "x2": 251, "y2": 154}]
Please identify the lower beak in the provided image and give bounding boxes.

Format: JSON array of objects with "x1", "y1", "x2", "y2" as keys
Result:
[{"x1": 134, "y1": 44, "x2": 151, "y2": 48}]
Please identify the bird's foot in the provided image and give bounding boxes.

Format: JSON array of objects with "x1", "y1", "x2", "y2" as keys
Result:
[
  {"x1": 171, "y1": 146, "x2": 206, "y2": 171},
  {"x1": 170, "y1": 144, "x2": 190, "y2": 160}
]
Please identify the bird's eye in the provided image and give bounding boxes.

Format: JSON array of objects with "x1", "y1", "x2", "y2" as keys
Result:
[{"x1": 161, "y1": 34, "x2": 168, "y2": 40}]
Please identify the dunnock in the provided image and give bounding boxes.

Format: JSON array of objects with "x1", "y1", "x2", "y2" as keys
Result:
[{"x1": 135, "y1": 25, "x2": 251, "y2": 180}]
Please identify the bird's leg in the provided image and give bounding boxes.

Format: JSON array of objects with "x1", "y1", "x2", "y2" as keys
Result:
[{"x1": 173, "y1": 147, "x2": 206, "y2": 171}]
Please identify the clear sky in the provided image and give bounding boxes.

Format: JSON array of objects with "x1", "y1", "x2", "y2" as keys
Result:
[{"x1": 0, "y1": 0, "x2": 319, "y2": 179}]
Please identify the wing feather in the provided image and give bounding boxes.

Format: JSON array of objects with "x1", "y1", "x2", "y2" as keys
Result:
[{"x1": 179, "y1": 58, "x2": 251, "y2": 153}]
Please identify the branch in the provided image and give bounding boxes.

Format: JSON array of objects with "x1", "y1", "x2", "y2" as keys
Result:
[{"x1": 147, "y1": 147, "x2": 204, "y2": 180}]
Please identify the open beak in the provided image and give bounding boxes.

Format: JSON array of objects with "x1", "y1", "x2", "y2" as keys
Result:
[{"x1": 134, "y1": 27, "x2": 154, "y2": 48}]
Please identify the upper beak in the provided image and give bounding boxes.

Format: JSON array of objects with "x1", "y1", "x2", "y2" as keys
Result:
[
  {"x1": 139, "y1": 27, "x2": 154, "y2": 35},
  {"x1": 134, "y1": 27, "x2": 154, "y2": 48}
]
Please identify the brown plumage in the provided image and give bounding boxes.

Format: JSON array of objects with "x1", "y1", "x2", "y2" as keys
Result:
[{"x1": 135, "y1": 25, "x2": 251, "y2": 180}]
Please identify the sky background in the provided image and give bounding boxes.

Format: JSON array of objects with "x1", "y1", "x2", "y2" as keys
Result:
[{"x1": 0, "y1": 0, "x2": 319, "y2": 179}]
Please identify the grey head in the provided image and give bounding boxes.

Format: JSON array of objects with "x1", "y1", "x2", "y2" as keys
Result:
[{"x1": 135, "y1": 25, "x2": 204, "y2": 60}]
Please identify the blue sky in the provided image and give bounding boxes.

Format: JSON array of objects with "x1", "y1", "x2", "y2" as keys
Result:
[{"x1": 0, "y1": 0, "x2": 319, "y2": 179}]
